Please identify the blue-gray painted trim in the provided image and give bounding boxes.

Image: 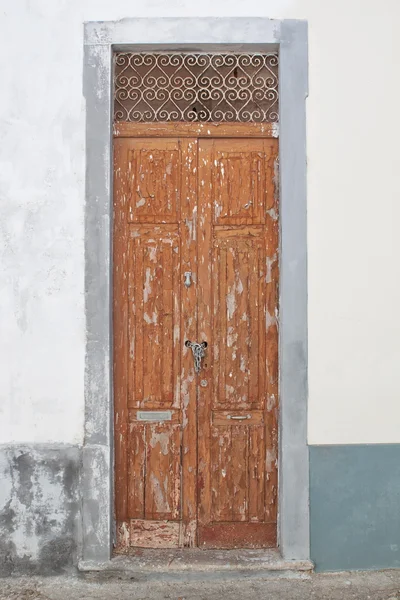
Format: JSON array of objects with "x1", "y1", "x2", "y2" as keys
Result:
[
  {"x1": 83, "y1": 17, "x2": 309, "y2": 564},
  {"x1": 310, "y1": 444, "x2": 400, "y2": 572}
]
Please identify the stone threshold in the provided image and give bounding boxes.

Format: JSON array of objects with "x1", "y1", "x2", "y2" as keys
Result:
[{"x1": 78, "y1": 548, "x2": 314, "y2": 582}]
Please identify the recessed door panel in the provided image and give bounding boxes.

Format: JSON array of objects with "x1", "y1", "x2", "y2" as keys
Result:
[
  {"x1": 128, "y1": 142, "x2": 180, "y2": 223},
  {"x1": 212, "y1": 232, "x2": 265, "y2": 411},
  {"x1": 128, "y1": 226, "x2": 180, "y2": 409}
]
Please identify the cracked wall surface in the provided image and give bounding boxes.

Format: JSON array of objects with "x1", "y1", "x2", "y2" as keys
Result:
[{"x1": 0, "y1": 446, "x2": 80, "y2": 576}]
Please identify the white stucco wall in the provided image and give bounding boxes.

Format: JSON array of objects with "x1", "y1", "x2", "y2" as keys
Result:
[{"x1": 1, "y1": 0, "x2": 400, "y2": 445}]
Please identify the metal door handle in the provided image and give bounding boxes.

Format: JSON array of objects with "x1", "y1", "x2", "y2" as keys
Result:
[{"x1": 185, "y1": 340, "x2": 207, "y2": 373}]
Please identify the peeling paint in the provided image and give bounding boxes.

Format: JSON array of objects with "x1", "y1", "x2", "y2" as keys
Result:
[{"x1": 143, "y1": 267, "x2": 152, "y2": 303}]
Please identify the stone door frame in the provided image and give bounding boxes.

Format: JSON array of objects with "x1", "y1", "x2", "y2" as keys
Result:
[{"x1": 82, "y1": 17, "x2": 309, "y2": 564}]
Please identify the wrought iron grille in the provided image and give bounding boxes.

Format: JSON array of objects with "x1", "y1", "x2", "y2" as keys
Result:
[{"x1": 114, "y1": 52, "x2": 279, "y2": 123}]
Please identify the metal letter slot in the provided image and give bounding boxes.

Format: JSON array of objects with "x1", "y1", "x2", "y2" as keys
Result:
[
  {"x1": 227, "y1": 414, "x2": 252, "y2": 420},
  {"x1": 137, "y1": 411, "x2": 172, "y2": 422}
]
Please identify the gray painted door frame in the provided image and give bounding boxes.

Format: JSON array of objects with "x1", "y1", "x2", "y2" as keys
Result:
[{"x1": 82, "y1": 17, "x2": 309, "y2": 564}]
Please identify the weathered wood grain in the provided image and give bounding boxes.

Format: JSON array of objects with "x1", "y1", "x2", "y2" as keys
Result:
[
  {"x1": 114, "y1": 122, "x2": 278, "y2": 139},
  {"x1": 114, "y1": 131, "x2": 279, "y2": 550},
  {"x1": 197, "y1": 138, "x2": 279, "y2": 548}
]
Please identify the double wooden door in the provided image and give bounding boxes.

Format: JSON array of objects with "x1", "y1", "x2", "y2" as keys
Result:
[{"x1": 114, "y1": 128, "x2": 279, "y2": 550}]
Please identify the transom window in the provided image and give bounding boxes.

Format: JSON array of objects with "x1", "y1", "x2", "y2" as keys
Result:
[{"x1": 114, "y1": 52, "x2": 279, "y2": 123}]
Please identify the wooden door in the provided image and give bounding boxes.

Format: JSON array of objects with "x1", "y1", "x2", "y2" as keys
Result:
[
  {"x1": 197, "y1": 138, "x2": 279, "y2": 548},
  {"x1": 114, "y1": 129, "x2": 279, "y2": 551},
  {"x1": 114, "y1": 137, "x2": 198, "y2": 548}
]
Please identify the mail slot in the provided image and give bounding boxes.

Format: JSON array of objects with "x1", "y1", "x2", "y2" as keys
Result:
[{"x1": 136, "y1": 410, "x2": 172, "y2": 422}]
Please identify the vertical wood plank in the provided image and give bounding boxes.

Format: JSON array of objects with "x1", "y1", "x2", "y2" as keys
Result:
[
  {"x1": 113, "y1": 138, "x2": 129, "y2": 523},
  {"x1": 225, "y1": 246, "x2": 236, "y2": 405},
  {"x1": 248, "y1": 244, "x2": 260, "y2": 406},
  {"x1": 172, "y1": 236, "x2": 181, "y2": 410},
  {"x1": 264, "y1": 138, "x2": 279, "y2": 522},
  {"x1": 218, "y1": 247, "x2": 227, "y2": 406},
  {"x1": 134, "y1": 240, "x2": 144, "y2": 403},
  {"x1": 212, "y1": 245, "x2": 220, "y2": 410},
  {"x1": 180, "y1": 138, "x2": 198, "y2": 545},
  {"x1": 257, "y1": 243, "x2": 266, "y2": 412},
  {"x1": 127, "y1": 234, "x2": 136, "y2": 408},
  {"x1": 127, "y1": 423, "x2": 146, "y2": 518},
  {"x1": 236, "y1": 249, "x2": 249, "y2": 405},
  {"x1": 197, "y1": 139, "x2": 214, "y2": 526},
  {"x1": 211, "y1": 426, "x2": 232, "y2": 521},
  {"x1": 248, "y1": 425, "x2": 266, "y2": 522},
  {"x1": 162, "y1": 242, "x2": 174, "y2": 403},
  {"x1": 231, "y1": 425, "x2": 248, "y2": 521}
]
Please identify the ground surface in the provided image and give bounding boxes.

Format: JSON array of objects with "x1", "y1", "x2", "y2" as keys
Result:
[{"x1": 1, "y1": 571, "x2": 400, "y2": 600}]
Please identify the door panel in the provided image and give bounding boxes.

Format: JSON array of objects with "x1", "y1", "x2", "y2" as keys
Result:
[
  {"x1": 128, "y1": 225, "x2": 180, "y2": 408},
  {"x1": 128, "y1": 141, "x2": 180, "y2": 223},
  {"x1": 214, "y1": 151, "x2": 266, "y2": 225},
  {"x1": 212, "y1": 231, "x2": 265, "y2": 410},
  {"x1": 114, "y1": 137, "x2": 198, "y2": 549},
  {"x1": 197, "y1": 138, "x2": 279, "y2": 548},
  {"x1": 127, "y1": 422, "x2": 181, "y2": 521}
]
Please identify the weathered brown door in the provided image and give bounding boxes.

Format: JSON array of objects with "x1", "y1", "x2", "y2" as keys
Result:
[
  {"x1": 114, "y1": 127, "x2": 279, "y2": 551},
  {"x1": 114, "y1": 137, "x2": 198, "y2": 549},
  {"x1": 197, "y1": 138, "x2": 279, "y2": 548}
]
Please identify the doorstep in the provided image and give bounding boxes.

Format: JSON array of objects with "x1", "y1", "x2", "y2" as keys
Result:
[{"x1": 78, "y1": 548, "x2": 314, "y2": 582}]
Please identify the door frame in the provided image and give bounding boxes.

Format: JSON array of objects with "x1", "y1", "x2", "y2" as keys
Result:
[{"x1": 82, "y1": 17, "x2": 309, "y2": 565}]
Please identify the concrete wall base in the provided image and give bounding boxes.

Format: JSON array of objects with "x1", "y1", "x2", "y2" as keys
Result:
[{"x1": 0, "y1": 444, "x2": 81, "y2": 576}]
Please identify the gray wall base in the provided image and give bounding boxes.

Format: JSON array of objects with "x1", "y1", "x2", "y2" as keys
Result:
[
  {"x1": 0, "y1": 444, "x2": 80, "y2": 576},
  {"x1": 2, "y1": 442, "x2": 400, "y2": 574},
  {"x1": 310, "y1": 444, "x2": 400, "y2": 572},
  {"x1": 81, "y1": 444, "x2": 112, "y2": 562}
]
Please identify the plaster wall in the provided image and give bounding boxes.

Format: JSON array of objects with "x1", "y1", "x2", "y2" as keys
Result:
[
  {"x1": 0, "y1": 445, "x2": 80, "y2": 575},
  {"x1": 1, "y1": 2, "x2": 400, "y2": 445}
]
